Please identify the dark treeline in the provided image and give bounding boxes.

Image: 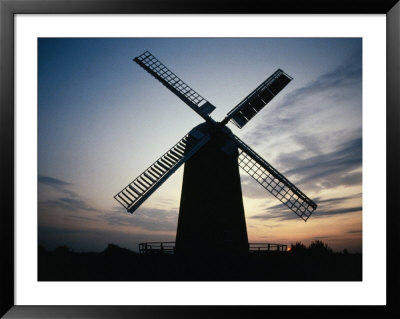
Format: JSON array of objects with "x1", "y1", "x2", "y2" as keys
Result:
[
  {"x1": 290, "y1": 240, "x2": 339, "y2": 254},
  {"x1": 38, "y1": 241, "x2": 361, "y2": 281}
]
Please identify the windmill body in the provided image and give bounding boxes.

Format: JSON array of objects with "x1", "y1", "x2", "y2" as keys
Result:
[
  {"x1": 175, "y1": 123, "x2": 248, "y2": 256},
  {"x1": 114, "y1": 51, "x2": 318, "y2": 256}
]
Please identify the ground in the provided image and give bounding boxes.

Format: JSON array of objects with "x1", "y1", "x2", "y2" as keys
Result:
[{"x1": 38, "y1": 244, "x2": 362, "y2": 281}]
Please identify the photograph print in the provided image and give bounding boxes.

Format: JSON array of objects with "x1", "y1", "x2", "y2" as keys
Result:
[{"x1": 38, "y1": 38, "x2": 362, "y2": 281}]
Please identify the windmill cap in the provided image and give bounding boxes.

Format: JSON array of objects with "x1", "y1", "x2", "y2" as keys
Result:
[{"x1": 190, "y1": 122, "x2": 233, "y2": 136}]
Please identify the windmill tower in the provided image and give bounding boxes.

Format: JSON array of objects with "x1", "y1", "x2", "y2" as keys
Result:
[{"x1": 114, "y1": 51, "x2": 317, "y2": 256}]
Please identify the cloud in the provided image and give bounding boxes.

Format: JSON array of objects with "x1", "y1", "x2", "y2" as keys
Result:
[
  {"x1": 243, "y1": 53, "x2": 362, "y2": 157},
  {"x1": 312, "y1": 206, "x2": 362, "y2": 217},
  {"x1": 346, "y1": 229, "x2": 362, "y2": 234},
  {"x1": 249, "y1": 192, "x2": 362, "y2": 222},
  {"x1": 240, "y1": 175, "x2": 270, "y2": 199},
  {"x1": 311, "y1": 235, "x2": 334, "y2": 240},
  {"x1": 38, "y1": 175, "x2": 177, "y2": 244},
  {"x1": 45, "y1": 197, "x2": 98, "y2": 212},
  {"x1": 267, "y1": 193, "x2": 361, "y2": 212},
  {"x1": 280, "y1": 52, "x2": 362, "y2": 110},
  {"x1": 280, "y1": 136, "x2": 362, "y2": 189},
  {"x1": 38, "y1": 175, "x2": 70, "y2": 186},
  {"x1": 236, "y1": 55, "x2": 363, "y2": 206},
  {"x1": 38, "y1": 174, "x2": 77, "y2": 198},
  {"x1": 250, "y1": 205, "x2": 361, "y2": 222},
  {"x1": 39, "y1": 175, "x2": 100, "y2": 213},
  {"x1": 240, "y1": 136, "x2": 362, "y2": 202},
  {"x1": 314, "y1": 193, "x2": 361, "y2": 204},
  {"x1": 106, "y1": 207, "x2": 178, "y2": 232}
]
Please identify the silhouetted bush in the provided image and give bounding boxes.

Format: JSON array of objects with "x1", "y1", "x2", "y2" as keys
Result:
[
  {"x1": 54, "y1": 245, "x2": 72, "y2": 255},
  {"x1": 103, "y1": 243, "x2": 132, "y2": 254},
  {"x1": 308, "y1": 240, "x2": 333, "y2": 255},
  {"x1": 290, "y1": 242, "x2": 307, "y2": 254}
]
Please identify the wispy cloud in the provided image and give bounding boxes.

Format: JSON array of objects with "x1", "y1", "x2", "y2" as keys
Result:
[
  {"x1": 280, "y1": 52, "x2": 362, "y2": 110},
  {"x1": 314, "y1": 193, "x2": 361, "y2": 204},
  {"x1": 244, "y1": 53, "x2": 362, "y2": 157},
  {"x1": 45, "y1": 197, "x2": 98, "y2": 212},
  {"x1": 346, "y1": 229, "x2": 362, "y2": 234},
  {"x1": 38, "y1": 174, "x2": 77, "y2": 198},
  {"x1": 241, "y1": 136, "x2": 362, "y2": 202},
  {"x1": 250, "y1": 205, "x2": 361, "y2": 222},
  {"x1": 280, "y1": 136, "x2": 362, "y2": 189},
  {"x1": 238, "y1": 54, "x2": 363, "y2": 216},
  {"x1": 311, "y1": 235, "x2": 334, "y2": 240},
  {"x1": 39, "y1": 175, "x2": 99, "y2": 213},
  {"x1": 38, "y1": 175, "x2": 70, "y2": 187},
  {"x1": 240, "y1": 175, "x2": 270, "y2": 199},
  {"x1": 106, "y1": 207, "x2": 178, "y2": 232},
  {"x1": 267, "y1": 192, "x2": 361, "y2": 213},
  {"x1": 250, "y1": 192, "x2": 362, "y2": 222}
]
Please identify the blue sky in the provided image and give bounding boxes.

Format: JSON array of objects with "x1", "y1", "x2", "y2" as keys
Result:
[{"x1": 38, "y1": 38, "x2": 362, "y2": 252}]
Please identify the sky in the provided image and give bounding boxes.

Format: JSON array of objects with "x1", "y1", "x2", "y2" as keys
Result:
[{"x1": 38, "y1": 38, "x2": 362, "y2": 253}]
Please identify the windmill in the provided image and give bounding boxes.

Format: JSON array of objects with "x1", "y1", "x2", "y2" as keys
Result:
[{"x1": 114, "y1": 51, "x2": 317, "y2": 256}]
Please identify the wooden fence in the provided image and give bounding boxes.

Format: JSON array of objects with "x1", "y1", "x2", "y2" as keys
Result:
[{"x1": 138, "y1": 242, "x2": 288, "y2": 255}]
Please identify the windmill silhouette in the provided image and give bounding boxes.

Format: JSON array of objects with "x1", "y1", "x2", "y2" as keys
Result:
[{"x1": 115, "y1": 51, "x2": 317, "y2": 256}]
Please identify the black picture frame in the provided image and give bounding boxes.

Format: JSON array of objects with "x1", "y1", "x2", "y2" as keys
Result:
[{"x1": 1, "y1": 0, "x2": 399, "y2": 318}]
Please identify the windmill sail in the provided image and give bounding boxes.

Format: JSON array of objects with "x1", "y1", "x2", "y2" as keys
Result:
[
  {"x1": 231, "y1": 135, "x2": 317, "y2": 221},
  {"x1": 114, "y1": 130, "x2": 210, "y2": 214},
  {"x1": 224, "y1": 69, "x2": 292, "y2": 128},
  {"x1": 134, "y1": 51, "x2": 216, "y2": 120}
]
